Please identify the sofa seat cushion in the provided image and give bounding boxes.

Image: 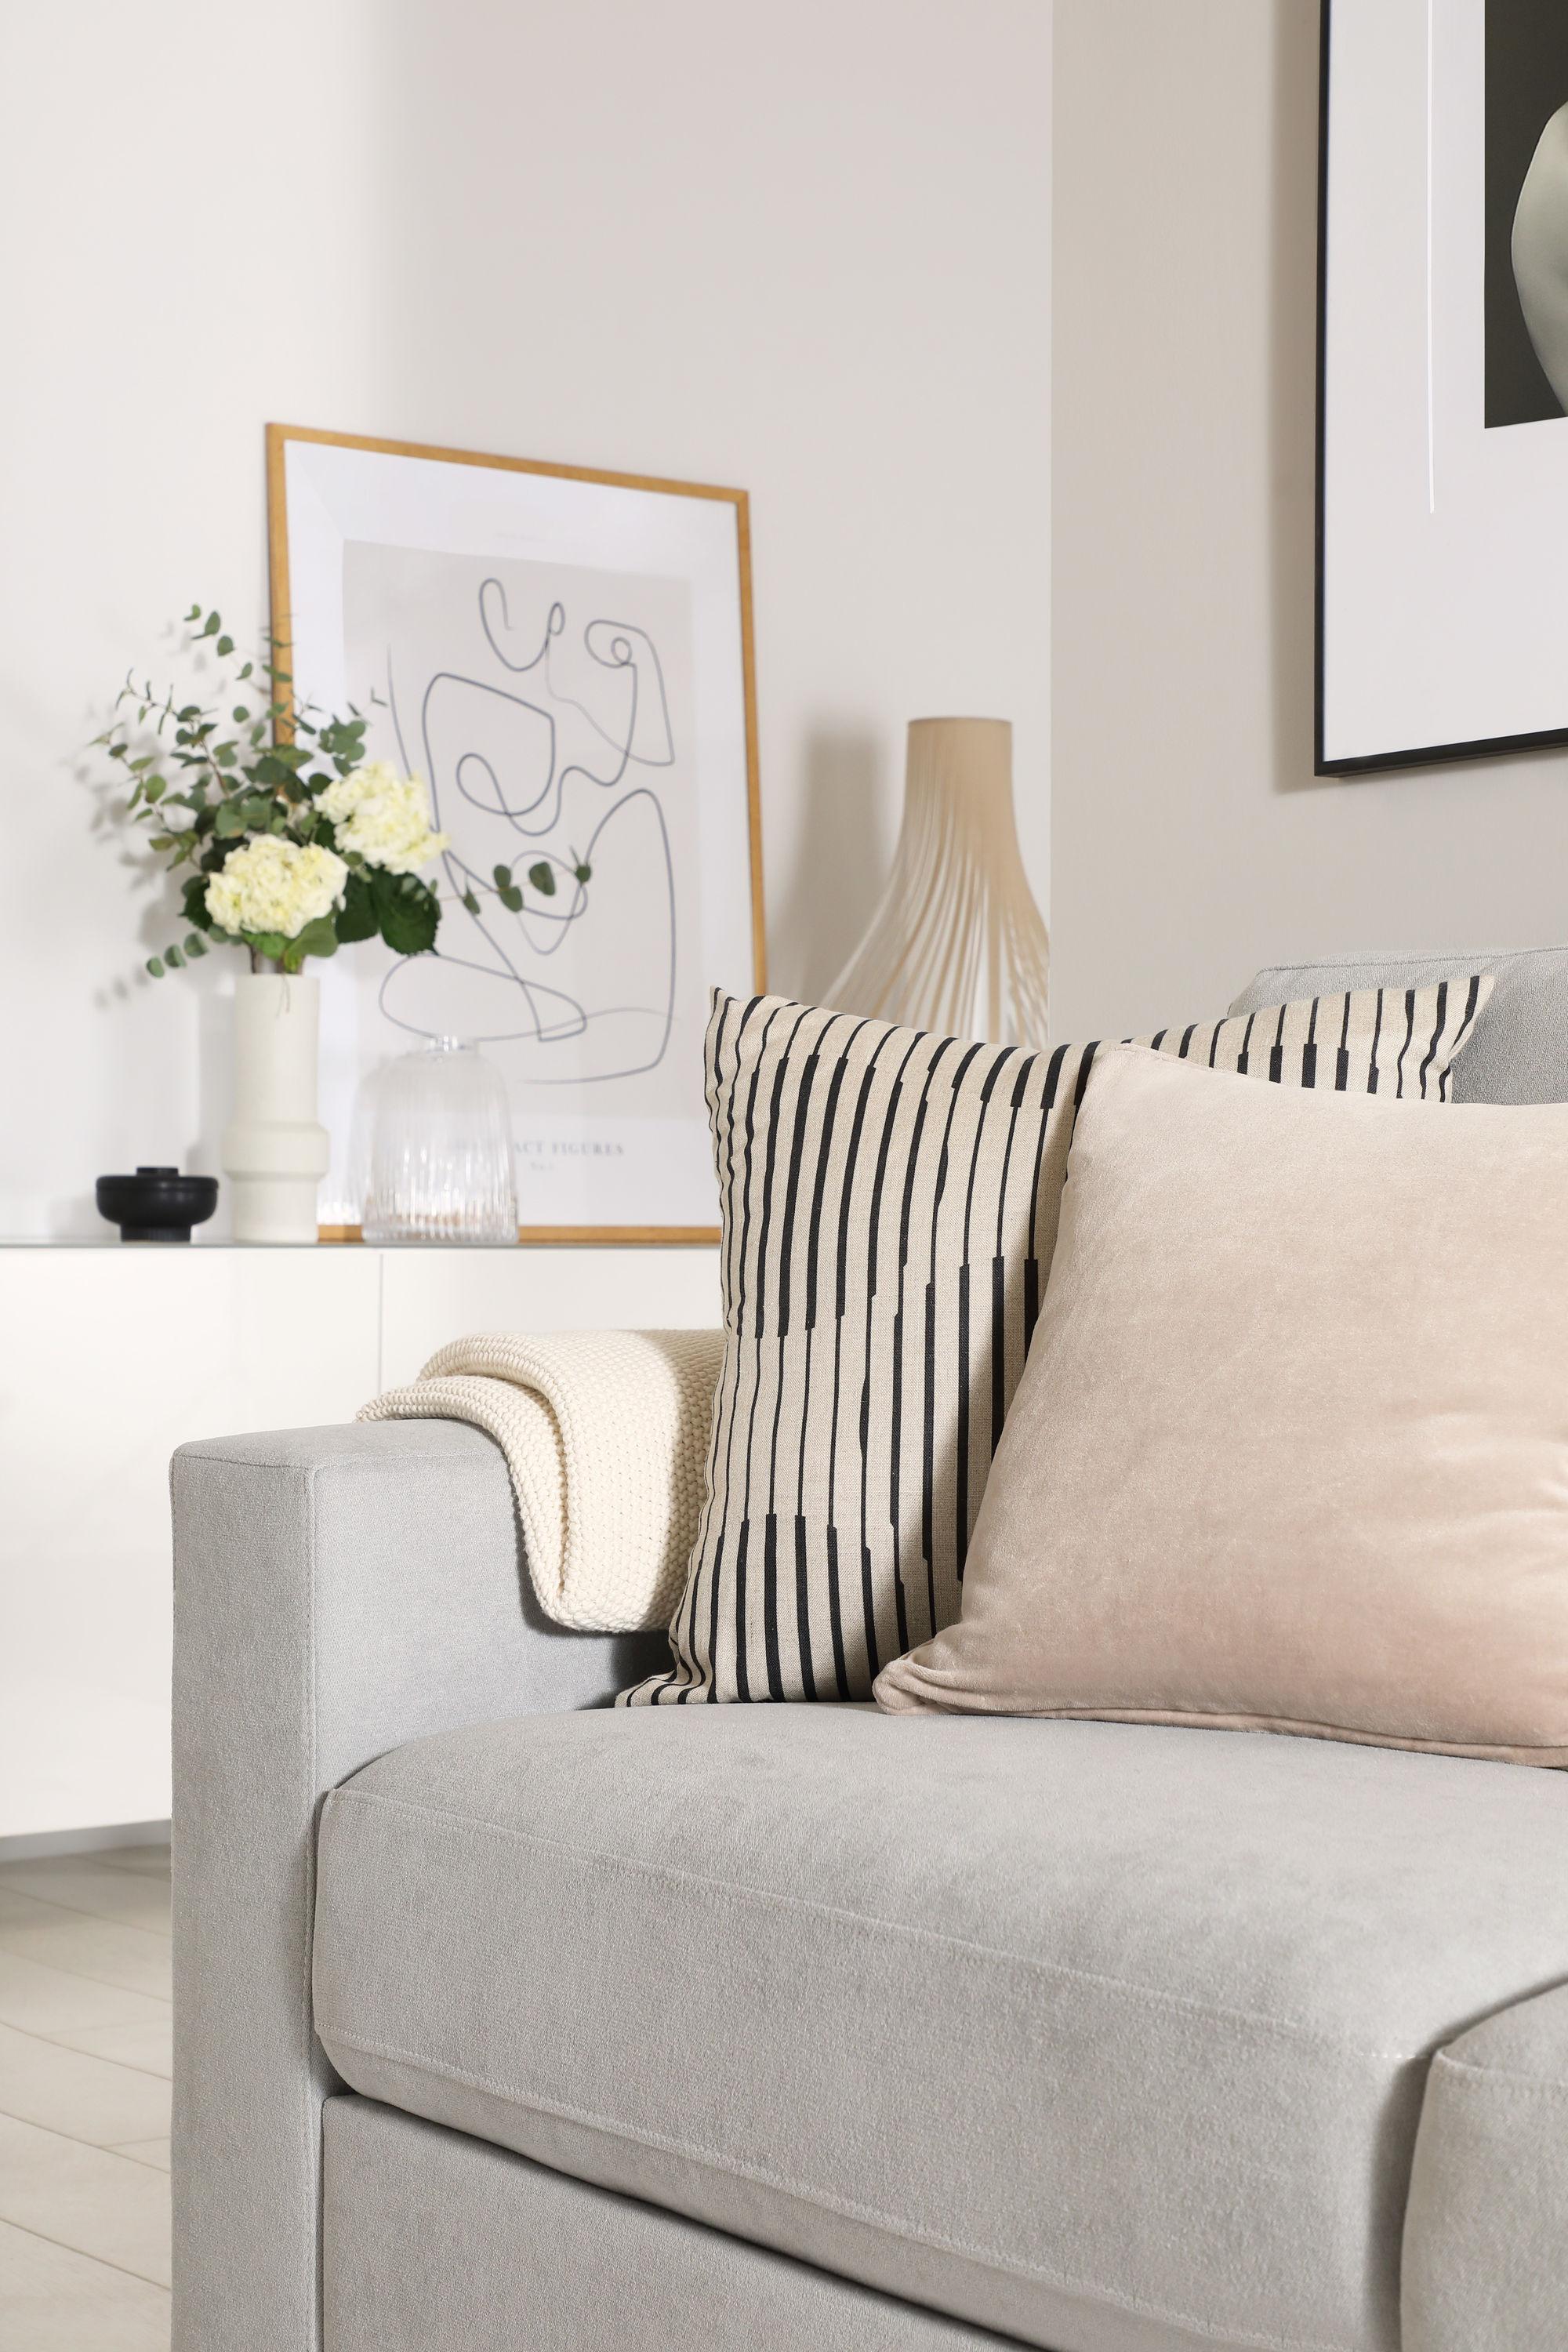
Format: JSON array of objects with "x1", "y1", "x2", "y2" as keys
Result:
[
  {"x1": 312, "y1": 1708, "x2": 1568, "y2": 2352},
  {"x1": 1401, "y1": 1979, "x2": 1568, "y2": 2352}
]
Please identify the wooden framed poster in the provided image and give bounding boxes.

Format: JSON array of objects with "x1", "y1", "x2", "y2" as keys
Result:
[
  {"x1": 267, "y1": 424, "x2": 764, "y2": 1240},
  {"x1": 1317, "y1": 0, "x2": 1568, "y2": 773}
]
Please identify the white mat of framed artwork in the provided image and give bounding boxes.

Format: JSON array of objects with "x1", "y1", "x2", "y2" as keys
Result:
[
  {"x1": 1319, "y1": 0, "x2": 1568, "y2": 771},
  {"x1": 272, "y1": 430, "x2": 760, "y2": 1233}
]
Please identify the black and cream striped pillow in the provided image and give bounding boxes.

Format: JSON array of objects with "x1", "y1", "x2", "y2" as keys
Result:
[{"x1": 620, "y1": 975, "x2": 1494, "y2": 1705}]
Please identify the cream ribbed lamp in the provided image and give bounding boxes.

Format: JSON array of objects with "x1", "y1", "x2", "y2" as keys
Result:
[{"x1": 826, "y1": 717, "x2": 1049, "y2": 1046}]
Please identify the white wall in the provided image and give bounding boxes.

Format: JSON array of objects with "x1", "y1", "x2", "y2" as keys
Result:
[
  {"x1": 1051, "y1": 0, "x2": 1568, "y2": 1042},
  {"x1": 0, "y1": 0, "x2": 1051, "y2": 1243}
]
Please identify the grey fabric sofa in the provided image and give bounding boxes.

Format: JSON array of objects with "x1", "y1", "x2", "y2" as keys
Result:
[{"x1": 171, "y1": 949, "x2": 1568, "y2": 2352}]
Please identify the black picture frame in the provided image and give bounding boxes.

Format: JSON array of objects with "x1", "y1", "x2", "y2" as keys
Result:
[{"x1": 1314, "y1": 0, "x2": 1568, "y2": 776}]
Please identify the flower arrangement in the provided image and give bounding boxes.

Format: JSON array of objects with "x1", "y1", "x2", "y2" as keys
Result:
[{"x1": 98, "y1": 606, "x2": 448, "y2": 975}]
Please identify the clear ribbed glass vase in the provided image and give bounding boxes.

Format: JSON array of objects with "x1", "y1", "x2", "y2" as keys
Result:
[{"x1": 361, "y1": 1039, "x2": 517, "y2": 1246}]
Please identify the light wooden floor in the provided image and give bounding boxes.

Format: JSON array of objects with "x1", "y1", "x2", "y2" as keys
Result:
[{"x1": 0, "y1": 1842, "x2": 171, "y2": 2350}]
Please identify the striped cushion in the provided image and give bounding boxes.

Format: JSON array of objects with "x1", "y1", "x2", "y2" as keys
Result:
[{"x1": 621, "y1": 975, "x2": 1493, "y2": 1704}]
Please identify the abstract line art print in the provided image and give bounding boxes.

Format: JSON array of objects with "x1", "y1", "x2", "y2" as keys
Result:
[
  {"x1": 347, "y1": 544, "x2": 696, "y2": 1099},
  {"x1": 269, "y1": 427, "x2": 762, "y2": 1236}
]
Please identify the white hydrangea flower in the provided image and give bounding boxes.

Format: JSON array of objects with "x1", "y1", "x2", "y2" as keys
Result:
[
  {"x1": 205, "y1": 835, "x2": 347, "y2": 940},
  {"x1": 316, "y1": 761, "x2": 448, "y2": 875}
]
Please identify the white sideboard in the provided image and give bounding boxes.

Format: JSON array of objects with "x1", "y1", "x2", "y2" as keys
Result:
[{"x1": 0, "y1": 1242, "x2": 720, "y2": 1843}]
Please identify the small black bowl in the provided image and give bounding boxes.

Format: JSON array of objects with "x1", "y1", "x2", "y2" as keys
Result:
[{"x1": 96, "y1": 1166, "x2": 220, "y2": 1244}]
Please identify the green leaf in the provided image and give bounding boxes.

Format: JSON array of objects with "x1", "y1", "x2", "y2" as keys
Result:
[
  {"x1": 213, "y1": 803, "x2": 245, "y2": 836},
  {"x1": 574, "y1": 863, "x2": 592, "y2": 884},
  {"x1": 248, "y1": 930, "x2": 288, "y2": 960},
  {"x1": 373, "y1": 869, "x2": 440, "y2": 956},
  {"x1": 147, "y1": 956, "x2": 165, "y2": 978},
  {"x1": 148, "y1": 833, "x2": 178, "y2": 851},
  {"x1": 461, "y1": 889, "x2": 481, "y2": 916},
  {"x1": 492, "y1": 864, "x2": 512, "y2": 888},
  {"x1": 281, "y1": 915, "x2": 339, "y2": 971},
  {"x1": 165, "y1": 943, "x2": 184, "y2": 969},
  {"x1": 185, "y1": 935, "x2": 208, "y2": 957},
  {"x1": 184, "y1": 603, "x2": 201, "y2": 622},
  {"x1": 181, "y1": 877, "x2": 215, "y2": 931},
  {"x1": 527, "y1": 862, "x2": 556, "y2": 897},
  {"x1": 318, "y1": 716, "x2": 366, "y2": 760},
  {"x1": 335, "y1": 870, "x2": 379, "y2": 943},
  {"x1": 232, "y1": 706, "x2": 249, "y2": 723},
  {"x1": 143, "y1": 778, "x2": 165, "y2": 804},
  {"x1": 216, "y1": 635, "x2": 234, "y2": 657},
  {"x1": 203, "y1": 610, "x2": 220, "y2": 636},
  {"x1": 499, "y1": 884, "x2": 523, "y2": 914}
]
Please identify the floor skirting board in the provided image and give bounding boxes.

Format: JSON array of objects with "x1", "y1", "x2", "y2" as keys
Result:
[{"x1": 0, "y1": 1820, "x2": 171, "y2": 1864}]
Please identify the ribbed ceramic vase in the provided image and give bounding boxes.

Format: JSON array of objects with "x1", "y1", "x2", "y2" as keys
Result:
[
  {"x1": 826, "y1": 717, "x2": 1050, "y2": 1047},
  {"x1": 221, "y1": 973, "x2": 330, "y2": 1244}
]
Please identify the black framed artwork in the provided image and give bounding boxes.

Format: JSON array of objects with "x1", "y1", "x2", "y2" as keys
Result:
[{"x1": 1317, "y1": 0, "x2": 1568, "y2": 774}]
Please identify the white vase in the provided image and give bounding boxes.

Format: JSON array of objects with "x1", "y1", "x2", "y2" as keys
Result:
[
  {"x1": 222, "y1": 973, "x2": 330, "y2": 1244},
  {"x1": 826, "y1": 718, "x2": 1050, "y2": 1047}
]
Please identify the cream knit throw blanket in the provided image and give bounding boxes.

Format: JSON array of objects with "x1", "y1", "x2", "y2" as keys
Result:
[{"x1": 358, "y1": 1329, "x2": 724, "y2": 1633}]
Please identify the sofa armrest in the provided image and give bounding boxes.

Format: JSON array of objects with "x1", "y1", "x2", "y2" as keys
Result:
[
  {"x1": 171, "y1": 1417, "x2": 667, "y2": 2352},
  {"x1": 1403, "y1": 1976, "x2": 1568, "y2": 2352}
]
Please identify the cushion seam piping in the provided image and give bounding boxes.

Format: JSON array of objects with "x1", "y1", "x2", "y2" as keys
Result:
[
  {"x1": 181, "y1": 1448, "x2": 497, "y2": 1475},
  {"x1": 1432, "y1": 2053, "x2": 1568, "y2": 2096},
  {"x1": 895, "y1": 1700, "x2": 1568, "y2": 1759}
]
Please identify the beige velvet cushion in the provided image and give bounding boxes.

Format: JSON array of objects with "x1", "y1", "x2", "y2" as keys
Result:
[{"x1": 874, "y1": 1042, "x2": 1568, "y2": 1765}]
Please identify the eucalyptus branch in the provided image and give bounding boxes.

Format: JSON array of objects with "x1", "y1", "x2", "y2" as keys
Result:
[{"x1": 97, "y1": 604, "x2": 446, "y2": 978}]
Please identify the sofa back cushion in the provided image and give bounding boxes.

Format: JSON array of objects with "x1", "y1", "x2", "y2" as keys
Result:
[
  {"x1": 622, "y1": 975, "x2": 1491, "y2": 1704},
  {"x1": 874, "y1": 1041, "x2": 1568, "y2": 1764},
  {"x1": 1232, "y1": 946, "x2": 1568, "y2": 1105}
]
